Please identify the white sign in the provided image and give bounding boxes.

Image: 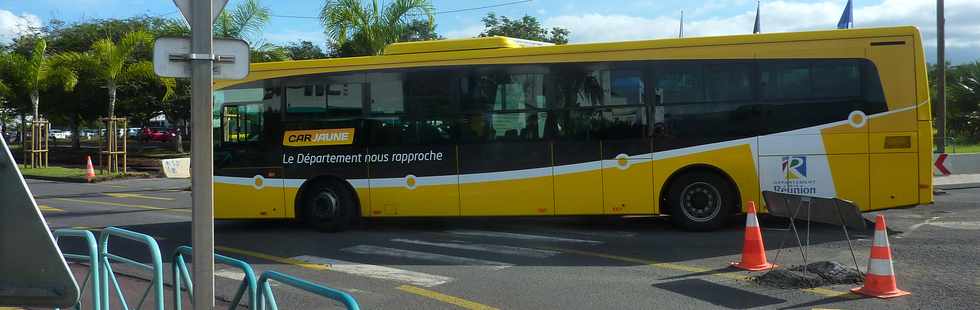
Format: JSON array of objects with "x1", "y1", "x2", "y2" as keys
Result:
[
  {"x1": 153, "y1": 37, "x2": 250, "y2": 80},
  {"x1": 173, "y1": 0, "x2": 228, "y2": 24},
  {"x1": 160, "y1": 157, "x2": 191, "y2": 178}
]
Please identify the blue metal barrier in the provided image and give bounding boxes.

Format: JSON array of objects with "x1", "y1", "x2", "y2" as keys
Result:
[
  {"x1": 257, "y1": 271, "x2": 360, "y2": 310},
  {"x1": 54, "y1": 229, "x2": 101, "y2": 310},
  {"x1": 171, "y1": 245, "x2": 258, "y2": 310},
  {"x1": 98, "y1": 227, "x2": 165, "y2": 310}
]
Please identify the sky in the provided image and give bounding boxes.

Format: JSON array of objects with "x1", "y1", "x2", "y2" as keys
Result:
[{"x1": 1, "y1": 0, "x2": 978, "y2": 64}]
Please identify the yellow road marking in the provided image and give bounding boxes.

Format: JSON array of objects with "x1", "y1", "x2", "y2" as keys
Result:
[
  {"x1": 71, "y1": 226, "x2": 104, "y2": 231},
  {"x1": 215, "y1": 246, "x2": 331, "y2": 271},
  {"x1": 107, "y1": 185, "x2": 126, "y2": 188},
  {"x1": 216, "y1": 246, "x2": 498, "y2": 310},
  {"x1": 397, "y1": 285, "x2": 499, "y2": 310},
  {"x1": 105, "y1": 193, "x2": 174, "y2": 201},
  {"x1": 54, "y1": 198, "x2": 190, "y2": 213},
  {"x1": 39, "y1": 205, "x2": 64, "y2": 212},
  {"x1": 548, "y1": 247, "x2": 856, "y2": 299}
]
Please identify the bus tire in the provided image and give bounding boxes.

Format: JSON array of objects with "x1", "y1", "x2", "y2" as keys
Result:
[
  {"x1": 666, "y1": 170, "x2": 736, "y2": 231},
  {"x1": 301, "y1": 179, "x2": 355, "y2": 232}
]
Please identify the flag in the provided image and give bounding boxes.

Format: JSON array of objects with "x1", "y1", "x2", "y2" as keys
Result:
[
  {"x1": 679, "y1": 10, "x2": 685, "y2": 38},
  {"x1": 837, "y1": 0, "x2": 854, "y2": 29},
  {"x1": 753, "y1": 1, "x2": 761, "y2": 34}
]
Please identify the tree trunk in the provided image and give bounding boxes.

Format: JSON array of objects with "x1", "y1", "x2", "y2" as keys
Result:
[
  {"x1": 70, "y1": 115, "x2": 81, "y2": 149},
  {"x1": 108, "y1": 83, "x2": 117, "y2": 120},
  {"x1": 31, "y1": 90, "x2": 39, "y2": 122}
]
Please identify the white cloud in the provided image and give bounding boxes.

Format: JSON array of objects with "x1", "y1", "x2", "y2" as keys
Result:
[
  {"x1": 0, "y1": 9, "x2": 41, "y2": 43},
  {"x1": 544, "y1": 0, "x2": 980, "y2": 62}
]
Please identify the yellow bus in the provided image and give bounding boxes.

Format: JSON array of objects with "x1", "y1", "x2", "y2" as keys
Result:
[{"x1": 212, "y1": 26, "x2": 933, "y2": 231}]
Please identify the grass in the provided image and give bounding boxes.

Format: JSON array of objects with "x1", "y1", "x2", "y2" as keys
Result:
[
  {"x1": 19, "y1": 165, "x2": 150, "y2": 183},
  {"x1": 946, "y1": 143, "x2": 980, "y2": 154}
]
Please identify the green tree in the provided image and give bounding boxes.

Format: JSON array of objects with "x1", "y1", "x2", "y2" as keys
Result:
[
  {"x1": 286, "y1": 40, "x2": 327, "y2": 60},
  {"x1": 479, "y1": 13, "x2": 570, "y2": 44},
  {"x1": 59, "y1": 31, "x2": 173, "y2": 120},
  {"x1": 319, "y1": 0, "x2": 435, "y2": 57},
  {"x1": 398, "y1": 19, "x2": 442, "y2": 41},
  {"x1": 0, "y1": 39, "x2": 78, "y2": 125}
]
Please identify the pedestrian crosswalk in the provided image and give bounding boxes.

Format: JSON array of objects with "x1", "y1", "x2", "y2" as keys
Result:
[
  {"x1": 290, "y1": 255, "x2": 453, "y2": 287},
  {"x1": 255, "y1": 229, "x2": 622, "y2": 289},
  {"x1": 390, "y1": 238, "x2": 561, "y2": 258},
  {"x1": 341, "y1": 245, "x2": 514, "y2": 269}
]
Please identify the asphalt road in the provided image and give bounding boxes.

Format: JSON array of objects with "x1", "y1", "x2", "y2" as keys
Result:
[{"x1": 29, "y1": 178, "x2": 980, "y2": 310}]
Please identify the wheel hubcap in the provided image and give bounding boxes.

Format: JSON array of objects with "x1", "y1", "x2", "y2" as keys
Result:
[
  {"x1": 312, "y1": 190, "x2": 339, "y2": 219},
  {"x1": 680, "y1": 182, "x2": 722, "y2": 223}
]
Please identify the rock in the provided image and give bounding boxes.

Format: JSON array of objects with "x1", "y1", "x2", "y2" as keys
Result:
[
  {"x1": 753, "y1": 269, "x2": 826, "y2": 289},
  {"x1": 790, "y1": 261, "x2": 863, "y2": 285}
]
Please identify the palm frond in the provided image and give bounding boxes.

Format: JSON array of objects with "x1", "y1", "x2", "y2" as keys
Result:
[
  {"x1": 41, "y1": 53, "x2": 80, "y2": 92},
  {"x1": 0, "y1": 80, "x2": 9, "y2": 97},
  {"x1": 118, "y1": 30, "x2": 154, "y2": 59},
  {"x1": 230, "y1": 0, "x2": 270, "y2": 43},
  {"x1": 383, "y1": 0, "x2": 433, "y2": 31},
  {"x1": 320, "y1": 0, "x2": 371, "y2": 46},
  {"x1": 118, "y1": 61, "x2": 157, "y2": 84}
]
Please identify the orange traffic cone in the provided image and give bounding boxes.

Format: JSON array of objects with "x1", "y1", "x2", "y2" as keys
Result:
[
  {"x1": 85, "y1": 156, "x2": 96, "y2": 182},
  {"x1": 731, "y1": 201, "x2": 776, "y2": 271},
  {"x1": 851, "y1": 215, "x2": 910, "y2": 298}
]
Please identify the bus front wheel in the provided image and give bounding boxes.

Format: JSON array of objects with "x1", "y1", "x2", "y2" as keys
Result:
[
  {"x1": 666, "y1": 171, "x2": 736, "y2": 231},
  {"x1": 302, "y1": 179, "x2": 355, "y2": 232}
]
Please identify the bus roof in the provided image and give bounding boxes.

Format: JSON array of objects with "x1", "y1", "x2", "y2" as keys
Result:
[{"x1": 218, "y1": 26, "x2": 920, "y2": 89}]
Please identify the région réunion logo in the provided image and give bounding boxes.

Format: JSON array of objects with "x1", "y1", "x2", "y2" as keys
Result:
[{"x1": 781, "y1": 156, "x2": 807, "y2": 180}]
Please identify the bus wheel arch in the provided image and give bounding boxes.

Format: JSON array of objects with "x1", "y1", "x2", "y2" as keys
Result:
[
  {"x1": 295, "y1": 175, "x2": 361, "y2": 232},
  {"x1": 659, "y1": 164, "x2": 741, "y2": 231}
]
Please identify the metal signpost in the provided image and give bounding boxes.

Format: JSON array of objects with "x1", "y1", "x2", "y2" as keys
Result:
[{"x1": 154, "y1": 0, "x2": 248, "y2": 308}]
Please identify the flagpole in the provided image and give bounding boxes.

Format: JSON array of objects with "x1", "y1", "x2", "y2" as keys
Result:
[
  {"x1": 936, "y1": 0, "x2": 946, "y2": 153},
  {"x1": 679, "y1": 10, "x2": 684, "y2": 38}
]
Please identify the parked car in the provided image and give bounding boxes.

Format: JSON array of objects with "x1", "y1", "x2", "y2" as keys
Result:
[
  {"x1": 140, "y1": 127, "x2": 177, "y2": 142},
  {"x1": 80, "y1": 129, "x2": 98, "y2": 139},
  {"x1": 128, "y1": 127, "x2": 140, "y2": 138},
  {"x1": 49, "y1": 129, "x2": 70, "y2": 140}
]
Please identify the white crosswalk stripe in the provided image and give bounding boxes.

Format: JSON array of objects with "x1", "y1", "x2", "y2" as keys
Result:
[
  {"x1": 446, "y1": 230, "x2": 604, "y2": 244},
  {"x1": 391, "y1": 238, "x2": 561, "y2": 258},
  {"x1": 215, "y1": 268, "x2": 277, "y2": 286},
  {"x1": 341, "y1": 245, "x2": 513, "y2": 269},
  {"x1": 291, "y1": 255, "x2": 453, "y2": 287}
]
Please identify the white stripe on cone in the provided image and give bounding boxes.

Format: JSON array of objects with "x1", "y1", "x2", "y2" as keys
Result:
[
  {"x1": 746, "y1": 212, "x2": 760, "y2": 227},
  {"x1": 873, "y1": 230, "x2": 890, "y2": 247},
  {"x1": 868, "y1": 258, "x2": 896, "y2": 276}
]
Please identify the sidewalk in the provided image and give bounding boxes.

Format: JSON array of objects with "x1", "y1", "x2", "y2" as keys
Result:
[
  {"x1": 934, "y1": 173, "x2": 980, "y2": 190},
  {"x1": 27, "y1": 178, "x2": 189, "y2": 199}
]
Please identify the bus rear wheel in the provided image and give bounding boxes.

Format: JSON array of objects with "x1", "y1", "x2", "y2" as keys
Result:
[
  {"x1": 666, "y1": 171, "x2": 736, "y2": 231},
  {"x1": 302, "y1": 180, "x2": 355, "y2": 232}
]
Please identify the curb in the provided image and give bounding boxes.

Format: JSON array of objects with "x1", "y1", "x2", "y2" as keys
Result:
[{"x1": 935, "y1": 182, "x2": 980, "y2": 190}]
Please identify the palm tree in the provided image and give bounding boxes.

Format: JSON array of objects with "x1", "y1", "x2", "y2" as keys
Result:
[
  {"x1": 0, "y1": 39, "x2": 78, "y2": 124},
  {"x1": 60, "y1": 31, "x2": 173, "y2": 120},
  {"x1": 214, "y1": 0, "x2": 271, "y2": 43},
  {"x1": 319, "y1": 0, "x2": 435, "y2": 56}
]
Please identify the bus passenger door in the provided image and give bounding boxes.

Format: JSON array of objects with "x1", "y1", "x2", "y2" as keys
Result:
[
  {"x1": 597, "y1": 70, "x2": 653, "y2": 215},
  {"x1": 365, "y1": 71, "x2": 459, "y2": 216},
  {"x1": 599, "y1": 106, "x2": 654, "y2": 215},
  {"x1": 213, "y1": 86, "x2": 286, "y2": 219}
]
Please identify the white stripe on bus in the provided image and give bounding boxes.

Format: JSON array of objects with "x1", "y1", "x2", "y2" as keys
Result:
[
  {"x1": 291, "y1": 255, "x2": 453, "y2": 287},
  {"x1": 216, "y1": 100, "x2": 928, "y2": 191},
  {"x1": 390, "y1": 238, "x2": 561, "y2": 258},
  {"x1": 340, "y1": 245, "x2": 513, "y2": 269},
  {"x1": 447, "y1": 230, "x2": 603, "y2": 244}
]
